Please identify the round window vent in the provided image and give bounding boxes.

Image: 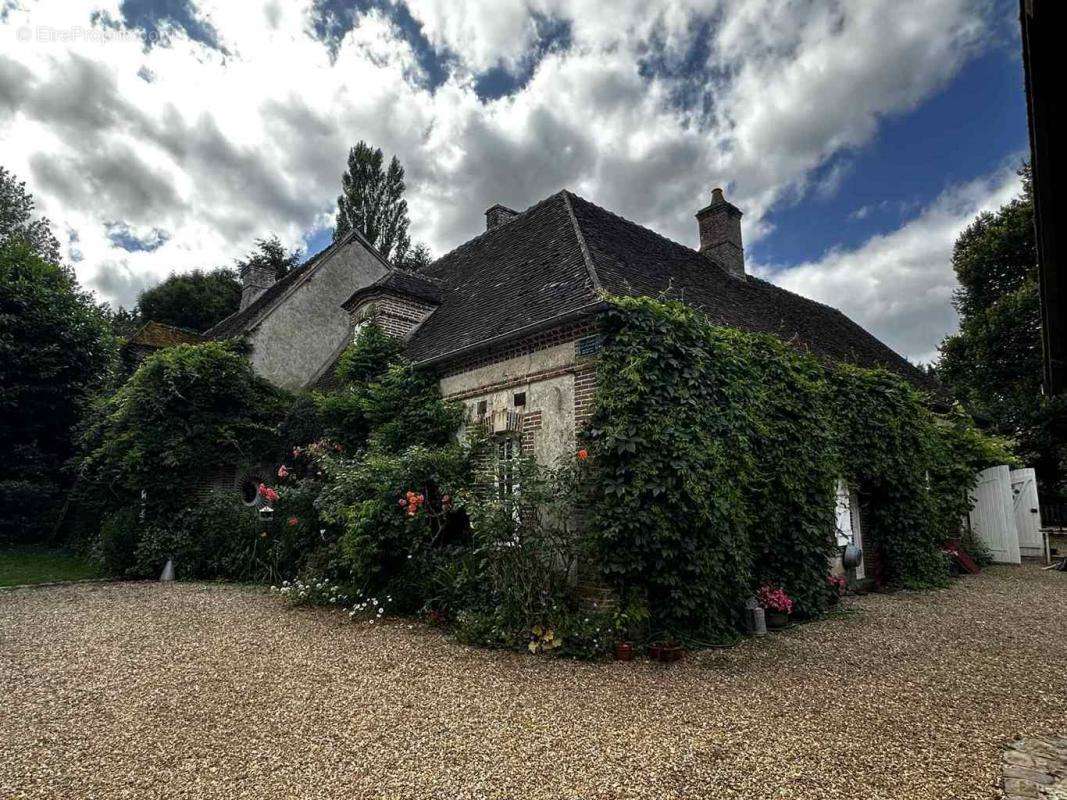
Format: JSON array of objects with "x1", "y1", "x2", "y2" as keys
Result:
[{"x1": 238, "y1": 471, "x2": 267, "y2": 506}]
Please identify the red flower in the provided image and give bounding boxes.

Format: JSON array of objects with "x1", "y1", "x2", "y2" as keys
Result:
[
  {"x1": 288, "y1": 516, "x2": 299, "y2": 527},
  {"x1": 577, "y1": 449, "x2": 588, "y2": 461},
  {"x1": 258, "y1": 484, "x2": 279, "y2": 504}
]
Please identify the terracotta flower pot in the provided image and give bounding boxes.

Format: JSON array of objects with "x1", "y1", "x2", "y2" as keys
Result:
[
  {"x1": 658, "y1": 643, "x2": 684, "y2": 662},
  {"x1": 649, "y1": 642, "x2": 684, "y2": 663},
  {"x1": 765, "y1": 610, "x2": 789, "y2": 629},
  {"x1": 614, "y1": 642, "x2": 634, "y2": 661}
]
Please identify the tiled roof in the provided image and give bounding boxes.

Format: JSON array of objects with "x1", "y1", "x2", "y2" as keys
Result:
[
  {"x1": 342, "y1": 269, "x2": 447, "y2": 309},
  {"x1": 406, "y1": 190, "x2": 933, "y2": 390},
  {"x1": 565, "y1": 192, "x2": 933, "y2": 386},
  {"x1": 407, "y1": 192, "x2": 600, "y2": 361},
  {"x1": 124, "y1": 321, "x2": 200, "y2": 349}
]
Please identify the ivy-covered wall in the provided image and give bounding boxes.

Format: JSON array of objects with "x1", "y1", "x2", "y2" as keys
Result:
[{"x1": 588, "y1": 296, "x2": 1010, "y2": 640}]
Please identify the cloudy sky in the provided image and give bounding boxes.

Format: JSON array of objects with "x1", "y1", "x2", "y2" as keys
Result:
[{"x1": 1, "y1": 0, "x2": 1027, "y2": 363}]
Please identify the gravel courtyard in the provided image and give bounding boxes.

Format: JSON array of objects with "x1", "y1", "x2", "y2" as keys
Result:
[{"x1": 1, "y1": 566, "x2": 1064, "y2": 800}]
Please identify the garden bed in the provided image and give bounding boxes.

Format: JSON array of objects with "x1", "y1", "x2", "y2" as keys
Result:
[{"x1": 1, "y1": 565, "x2": 1064, "y2": 799}]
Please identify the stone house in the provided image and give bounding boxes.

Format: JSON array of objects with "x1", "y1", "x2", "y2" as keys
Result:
[
  {"x1": 208, "y1": 188, "x2": 932, "y2": 579},
  {"x1": 203, "y1": 228, "x2": 390, "y2": 390}
]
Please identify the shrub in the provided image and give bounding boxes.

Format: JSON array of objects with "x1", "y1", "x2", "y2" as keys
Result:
[
  {"x1": 453, "y1": 449, "x2": 595, "y2": 648},
  {"x1": 95, "y1": 508, "x2": 142, "y2": 577},
  {"x1": 316, "y1": 443, "x2": 471, "y2": 611},
  {"x1": 74, "y1": 340, "x2": 290, "y2": 532}
]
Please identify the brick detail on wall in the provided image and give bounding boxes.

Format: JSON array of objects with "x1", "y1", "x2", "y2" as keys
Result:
[
  {"x1": 573, "y1": 364, "x2": 597, "y2": 431},
  {"x1": 351, "y1": 291, "x2": 438, "y2": 340},
  {"x1": 520, "y1": 410, "x2": 543, "y2": 456},
  {"x1": 437, "y1": 319, "x2": 600, "y2": 378},
  {"x1": 443, "y1": 364, "x2": 579, "y2": 403}
]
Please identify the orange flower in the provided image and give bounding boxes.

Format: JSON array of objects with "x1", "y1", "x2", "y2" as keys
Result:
[{"x1": 577, "y1": 449, "x2": 588, "y2": 461}]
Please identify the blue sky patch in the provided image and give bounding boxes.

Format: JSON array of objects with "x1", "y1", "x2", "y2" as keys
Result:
[
  {"x1": 753, "y1": 26, "x2": 1028, "y2": 269},
  {"x1": 91, "y1": 0, "x2": 225, "y2": 52},
  {"x1": 106, "y1": 222, "x2": 171, "y2": 253},
  {"x1": 473, "y1": 15, "x2": 572, "y2": 101}
]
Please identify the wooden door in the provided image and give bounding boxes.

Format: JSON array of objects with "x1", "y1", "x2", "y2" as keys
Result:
[
  {"x1": 1010, "y1": 468, "x2": 1043, "y2": 558},
  {"x1": 969, "y1": 466, "x2": 1021, "y2": 564}
]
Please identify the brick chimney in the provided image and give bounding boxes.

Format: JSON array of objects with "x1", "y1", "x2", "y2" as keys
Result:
[
  {"x1": 485, "y1": 204, "x2": 518, "y2": 230},
  {"x1": 695, "y1": 187, "x2": 744, "y2": 277},
  {"x1": 239, "y1": 261, "x2": 275, "y2": 310}
]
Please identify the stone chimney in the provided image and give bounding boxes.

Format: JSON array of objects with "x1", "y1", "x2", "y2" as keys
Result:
[
  {"x1": 695, "y1": 187, "x2": 744, "y2": 277},
  {"x1": 485, "y1": 204, "x2": 518, "y2": 231},
  {"x1": 239, "y1": 261, "x2": 275, "y2": 310}
]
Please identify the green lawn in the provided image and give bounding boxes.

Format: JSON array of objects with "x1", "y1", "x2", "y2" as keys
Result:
[{"x1": 0, "y1": 547, "x2": 101, "y2": 587}]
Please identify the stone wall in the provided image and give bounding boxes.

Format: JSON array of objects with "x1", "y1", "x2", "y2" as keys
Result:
[
  {"x1": 248, "y1": 240, "x2": 387, "y2": 390},
  {"x1": 438, "y1": 320, "x2": 600, "y2": 466}
]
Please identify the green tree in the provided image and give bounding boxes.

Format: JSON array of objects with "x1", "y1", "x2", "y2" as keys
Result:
[
  {"x1": 136, "y1": 268, "x2": 241, "y2": 332},
  {"x1": 0, "y1": 240, "x2": 117, "y2": 542},
  {"x1": 333, "y1": 141, "x2": 429, "y2": 266},
  {"x1": 396, "y1": 242, "x2": 432, "y2": 272},
  {"x1": 938, "y1": 165, "x2": 1066, "y2": 491},
  {"x1": 75, "y1": 340, "x2": 290, "y2": 525},
  {"x1": 0, "y1": 167, "x2": 61, "y2": 264},
  {"x1": 237, "y1": 235, "x2": 302, "y2": 281}
]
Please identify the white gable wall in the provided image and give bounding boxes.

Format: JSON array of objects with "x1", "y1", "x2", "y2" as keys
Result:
[{"x1": 248, "y1": 238, "x2": 388, "y2": 390}]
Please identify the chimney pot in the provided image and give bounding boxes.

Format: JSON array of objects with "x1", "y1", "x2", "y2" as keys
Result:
[
  {"x1": 696, "y1": 186, "x2": 745, "y2": 278},
  {"x1": 485, "y1": 204, "x2": 518, "y2": 230}
]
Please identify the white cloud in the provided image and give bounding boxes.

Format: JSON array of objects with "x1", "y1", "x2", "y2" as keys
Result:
[
  {"x1": 764, "y1": 163, "x2": 1023, "y2": 364},
  {"x1": 0, "y1": 0, "x2": 1002, "y2": 342}
]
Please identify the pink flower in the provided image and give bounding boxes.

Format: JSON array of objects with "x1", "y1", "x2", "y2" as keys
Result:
[
  {"x1": 287, "y1": 516, "x2": 298, "y2": 527},
  {"x1": 756, "y1": 585, "x2": 794, "y2": 614},
  {"x1": 277, "y1": 465, "x2": 289, "y2": 479},
  {"x1": 258, "y1": 484, "x2": 279, "y2": 504}
]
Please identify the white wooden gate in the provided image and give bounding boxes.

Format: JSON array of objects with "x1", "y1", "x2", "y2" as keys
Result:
[
  {"x1": 969, "y1": 465, "x2": 1021, "y2": 564},
  {"x1": 1010, "y1": 468, "x2": 1044, "y2": 558}
]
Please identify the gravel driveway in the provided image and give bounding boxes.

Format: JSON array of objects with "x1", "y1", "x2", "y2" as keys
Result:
[{"x1": 1, "y1": 565, "x2": 1064, "y2": 799}]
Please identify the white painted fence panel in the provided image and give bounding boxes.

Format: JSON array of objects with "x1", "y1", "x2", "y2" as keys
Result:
[
  {"x1": 969, "y1": 465, "x2": 1021, "y2": 564},
  {"x1": 1009, "y1": 468, "x2": 1044, "y2": 558}
]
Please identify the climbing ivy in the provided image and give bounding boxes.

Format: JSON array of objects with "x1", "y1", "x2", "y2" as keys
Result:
[{"x1": 589, "y1": 296, "x2": 1004, "y2": 639}]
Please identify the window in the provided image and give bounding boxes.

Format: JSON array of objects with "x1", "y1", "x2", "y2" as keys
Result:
[
  {"x1": 513, "y1": 391, "x2": 526, "y2": 407},
  {"x1": 496, "y1": 437, "x2": 518, "y2": 502},
  {"x1": 477, "y1": 400, "x2": 488, "y2": 417},
  {"x1": 352, "y1": 318, "x2": 371, "y2": 341}
]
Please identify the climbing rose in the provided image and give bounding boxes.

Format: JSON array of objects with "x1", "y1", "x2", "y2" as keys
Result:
[
  {"x1": 577, "y1": 449, "x2": 588, "y2": 461},
  {"x1": 277, "y1": 465, "x2": 289, "y2": 479},
  {"x1": 288, "y1": 516, "x2": 298, "y2": 527},
  {"x1": 258, "y1": 484, "x2": 279, "y2": 504}
]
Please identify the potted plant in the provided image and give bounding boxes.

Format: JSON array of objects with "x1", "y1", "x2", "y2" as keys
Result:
[
  {"x1": 611, "y1": 601, "x2": 648, "y2": 662},
  {"x1": 827, "y1": 575, "x2": 847, "y2": 606},
  {"x1": 648, "y1": 635, "x2": 684, "y2": 663},
  {"x1": 757, "y1": 585, "x2": 794, "y2": 629},
  {"x1": 656, "y1": 641, "x2": 684, "y2": 662}
]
